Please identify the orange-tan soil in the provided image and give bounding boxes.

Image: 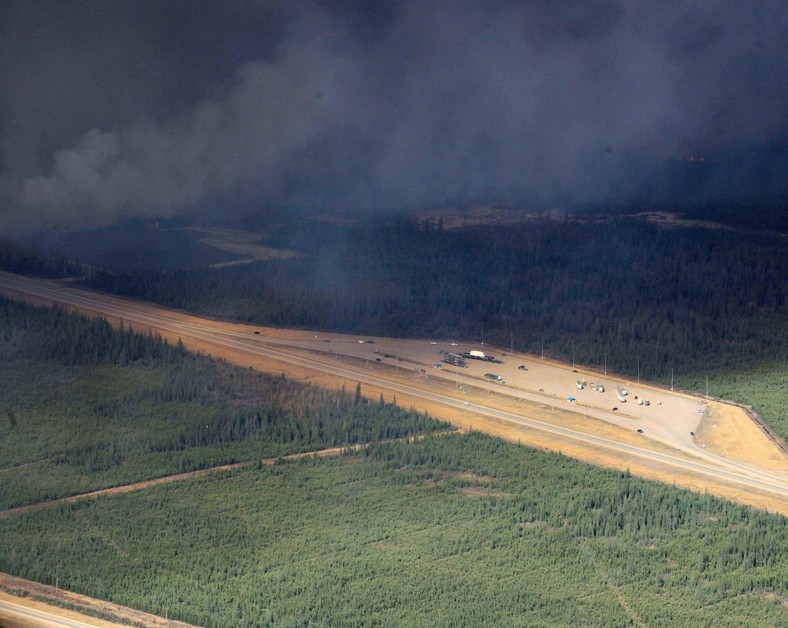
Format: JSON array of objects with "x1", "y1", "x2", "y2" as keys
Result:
[
  {"x1": 695, "y1": 402, "x2": 787, "y2": 472},
  {"x1": 2, "y1": 280, "x2": 786, "y2": 516},
  {"x1": 0, "y1": 576, "x2": 194, "y2": 627}
]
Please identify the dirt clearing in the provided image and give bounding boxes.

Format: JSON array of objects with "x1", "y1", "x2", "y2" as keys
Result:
[{"x1": 0, "y1": 273, "x2": 785, "y2": 514}]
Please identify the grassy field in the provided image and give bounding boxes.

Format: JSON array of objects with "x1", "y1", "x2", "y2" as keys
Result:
[{"x1": 1, "y1": 433, "x2": 786, "y2": 627}]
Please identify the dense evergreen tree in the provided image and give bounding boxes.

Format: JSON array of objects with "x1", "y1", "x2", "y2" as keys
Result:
[
  {"x1": 1, "y1": 433, "x2": 785, "y2": 627},
  {"x1": 0, "y1": 297, "x2": 448, "y2": 509},
  {"x1": 78, "y1": 217, "x2": 787, "y2": 383}
]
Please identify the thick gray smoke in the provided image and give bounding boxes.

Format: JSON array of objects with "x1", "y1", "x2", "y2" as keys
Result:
[{"x1": 0, "y1": 0, "x2": 785, "y2": 235}]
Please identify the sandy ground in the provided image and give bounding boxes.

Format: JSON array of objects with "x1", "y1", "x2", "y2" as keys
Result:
[
  {"x1": 0, "y1": 275, "x2": 786, "y2": 626},
  {"x1": 696, "y1": 402, "x2": 787, "y2": 472},
  {"x1": 1, "y1": 276, "x2": 786, "y2": 516},
  {"x1": 0, "y1": 576, "x2": 195, "y2": 627},
  {"x1": 135, "y1": 320, "x2": 788, "y2": 514}
]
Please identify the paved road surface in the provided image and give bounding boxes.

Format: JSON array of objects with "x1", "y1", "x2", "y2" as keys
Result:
[
  {"x1": 0, "y1": 596, "x2": 117, "y2": 627},
  {"x1": 0, "y1": 271, "x2": 785, "y2": 503}
]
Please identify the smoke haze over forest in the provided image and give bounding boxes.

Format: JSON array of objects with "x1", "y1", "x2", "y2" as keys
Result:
[{"x1": 0, "y1": 0, "x2": 785, "y2": 235}]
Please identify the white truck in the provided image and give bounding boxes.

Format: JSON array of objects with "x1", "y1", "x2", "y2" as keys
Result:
[{"x1": 470, "y1": 350, "x2": 486, "y2": 359}]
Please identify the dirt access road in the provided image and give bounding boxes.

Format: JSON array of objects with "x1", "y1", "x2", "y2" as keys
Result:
[{"x1": 1, "y1": 270, "x2": 786, "y2": 514}]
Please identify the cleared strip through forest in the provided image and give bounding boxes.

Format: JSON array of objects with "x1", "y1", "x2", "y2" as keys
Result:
[
  {"x1": 0, "y1": 448, "x2": 347, "y2": 519},
  {"x1": 0, "y1": 433, "x2": 450, "y2": 520}
]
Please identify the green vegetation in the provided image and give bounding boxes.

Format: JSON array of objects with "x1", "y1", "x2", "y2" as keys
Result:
[
  {"x1": 0, "y1": 289, "x2": 785, "y2": 626},
  {"x1": 0, "y1": 238, "x2": 83, "y2": 278},
  {"x1": 1, "y1": 434, "x2": 786, "y2": 627},
  {"x1": 2, "y1": 215, "x2": 786, "y2": 440},
  {"x1": 76, "y1": 217, "x2": 787, "y2": 433},
  {"x1": 0, "y1": 297, "x2": 447, "y2": 509}
]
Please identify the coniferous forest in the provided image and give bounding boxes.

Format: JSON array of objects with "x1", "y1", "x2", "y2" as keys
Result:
[
  {"x1": 1, "y1": 3, "x2": 786, "y2": 625},
  {"x1": 0, "y1": 295, "x2": 786, "y2": 627},
  {"x1": 65, "y1": 215, "x2": 787, "y2": 438},
  {"x1": 5, "y1": 216, "x2": 785, "y2": 383},
  {"x1": 78, "y1": 217, "x2": 786, "y2": 373},
  {"x1": 0, "y1": 297, "x2": 447, "y2": 510}
]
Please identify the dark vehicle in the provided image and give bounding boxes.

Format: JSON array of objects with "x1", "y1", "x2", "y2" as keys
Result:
[
  {"x1": 637, "y1": 428, "x2": 643, "y2": 433},
  {"x1": 518, "y1": 365, "x2": 528, "y2": 371}
]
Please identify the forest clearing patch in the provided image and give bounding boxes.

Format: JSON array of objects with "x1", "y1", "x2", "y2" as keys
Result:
[
  {"x1": 696, "y1": 402, "x2": 787, "y2": 472},
  {"x1": 1, "y1": 279, "x2": 785, "y2": 515}
]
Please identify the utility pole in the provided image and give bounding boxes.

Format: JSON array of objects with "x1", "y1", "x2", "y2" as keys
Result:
[
  {"x1": 604, "y1": 352, "x2": 607, "y2": 375},
  {"x1": 541, "y1": 339, "x2": 544, "y2": 360},
  {"x1": 572, "y1": 343, "x2": 575, "y2": 369},
  {"x1": 671, "y1": 368, "x2": 674, "y2": 391}
]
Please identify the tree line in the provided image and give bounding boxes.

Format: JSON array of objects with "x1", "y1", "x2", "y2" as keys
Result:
[
  {"x1": 1, "y1": 432, "x2": 785, "y2": 627},
  {"x1": 0, "y1": 296, "x2": 448, "y2": 509},
  {"x1": 78, "y1": 216, "x2": 786, "y2": 382}
]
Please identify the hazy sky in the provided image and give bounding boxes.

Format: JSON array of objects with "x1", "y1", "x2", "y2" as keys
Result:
[{"x1": 0, "y1": 0, "x2": 785, "y2": 235}]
